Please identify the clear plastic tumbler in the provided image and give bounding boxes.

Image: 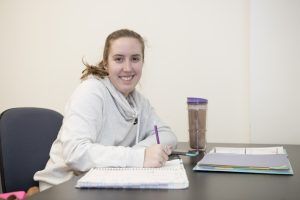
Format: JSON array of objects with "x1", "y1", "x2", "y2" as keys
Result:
[{"x1": 187, "y1": 97, "x2": 208, "y2": 150}]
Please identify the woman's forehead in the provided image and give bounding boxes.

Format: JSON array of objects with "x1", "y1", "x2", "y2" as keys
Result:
[{"x1": 109, "y1": 37, "x2": 142, "y2": 55}]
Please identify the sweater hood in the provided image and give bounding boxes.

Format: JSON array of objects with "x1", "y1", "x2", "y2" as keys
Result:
[{"x1": 101, "y1": 77, "x2": 139, "y2": 122}]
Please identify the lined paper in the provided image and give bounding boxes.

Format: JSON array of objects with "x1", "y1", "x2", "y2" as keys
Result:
[{"x1": 76, "y1": 159, "x2": 189, "y2": 189}]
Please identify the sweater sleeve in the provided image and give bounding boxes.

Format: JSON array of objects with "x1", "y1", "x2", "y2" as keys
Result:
[
  {"x1": 59, "y1": 79, "x2": 145, "y2": 172},
  {"x1": 133, "y1": 99, "x2": 178, "y2": 149}
]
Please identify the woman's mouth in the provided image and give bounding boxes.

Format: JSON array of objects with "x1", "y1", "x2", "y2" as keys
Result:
[{"x1": 119, "y1": 75, "x2": 135, "y2": 81}]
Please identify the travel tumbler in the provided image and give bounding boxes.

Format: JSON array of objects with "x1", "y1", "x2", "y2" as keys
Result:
[{"x1": 187, "y1": 97, "x2": 208, "y2": 150}]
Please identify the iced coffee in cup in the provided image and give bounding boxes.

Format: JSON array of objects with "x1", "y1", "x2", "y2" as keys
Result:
[{"x1": 187, "y1": 97, "x2": 208, "y2": 151}]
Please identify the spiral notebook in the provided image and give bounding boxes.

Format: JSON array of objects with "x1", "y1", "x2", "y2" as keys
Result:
[{"x1": 76, "y1": 159, "x2": 189, "y2": 189}]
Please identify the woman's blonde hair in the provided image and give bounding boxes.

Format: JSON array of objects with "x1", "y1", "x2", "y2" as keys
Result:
[{"x1": 81, "y1": 29, "x2": 145, "y2": 80}]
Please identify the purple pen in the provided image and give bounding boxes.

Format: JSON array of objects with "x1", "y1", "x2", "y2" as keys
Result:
[{"x1": 154, "y1": 125, "x2": 160, "y2": 144}]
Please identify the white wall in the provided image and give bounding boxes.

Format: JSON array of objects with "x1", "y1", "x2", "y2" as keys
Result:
[
  {"x1": 1, "y1": 0, "x2": 284, "y2": 144},
  {"x1": 250, "y1": 0, "x2": 300, "y2": 144}
]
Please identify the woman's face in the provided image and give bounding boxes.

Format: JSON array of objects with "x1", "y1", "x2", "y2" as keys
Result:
[{"x1": 107, "y1": 37, "x2": 143, "y2": 97}]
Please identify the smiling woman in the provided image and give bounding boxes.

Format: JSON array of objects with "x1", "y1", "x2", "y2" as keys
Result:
[
  {"x1": 33, "y1": 29, "x2": 177, "y2": 191},
  {"x1": 81, "y1": 30, "x2": 145, "y2": 97},
  {"x1": 106, "y1": 37, "x2": 143, "y2": 97}
]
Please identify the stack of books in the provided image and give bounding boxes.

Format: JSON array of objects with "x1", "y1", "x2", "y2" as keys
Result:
[{"x1": 193, "y1": 146, "x2": 293, "y2": 175}]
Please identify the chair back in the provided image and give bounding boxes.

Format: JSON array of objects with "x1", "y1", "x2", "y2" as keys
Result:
[{"x1": 0, "y1": 107, "x2": 63, "y2": 192}]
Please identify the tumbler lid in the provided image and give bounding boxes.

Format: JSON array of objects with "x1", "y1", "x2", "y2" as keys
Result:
[{"x1": 187, "y1": 97, "x2": 208, "y2": 104}]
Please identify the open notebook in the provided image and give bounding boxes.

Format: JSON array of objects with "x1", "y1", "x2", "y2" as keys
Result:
[{"x1": 76, "y1": 159, "x2": 189, "y2": 189}]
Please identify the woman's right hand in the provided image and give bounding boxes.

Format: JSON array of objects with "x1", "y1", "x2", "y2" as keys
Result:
[{"x1": 143, "y1": 144, "x2": 172, "y2": 167}]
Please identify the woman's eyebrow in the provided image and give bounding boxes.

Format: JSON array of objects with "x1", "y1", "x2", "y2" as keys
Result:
[
  {"x1": 112, "y1": 54, "x2": 141, "y2": 57},
  {"x1": 112, "y1": 54, "x2": 124, "y2": 57},
  {"x1": 131, "y1": 54, "x2": 141, "y2": 57}
]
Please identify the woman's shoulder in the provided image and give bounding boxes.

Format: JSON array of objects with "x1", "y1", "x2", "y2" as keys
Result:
[
  {"x1": 64, "y1": 76, "x2": 107, "y2": 115},
  {"x1": 71, "y1": 76, "x2": 108, "y2": 99},
  {"x1": 79, "y1": 76, "x2": 106, "y2": 90}
]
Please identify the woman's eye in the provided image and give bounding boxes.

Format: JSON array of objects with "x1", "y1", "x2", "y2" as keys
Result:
[
  {"x1": 114, "y1": 57, "x2": 123, "y2": 63},
  {"x1": 131, "y1": 56, "x2": 140, "y2": 62}
]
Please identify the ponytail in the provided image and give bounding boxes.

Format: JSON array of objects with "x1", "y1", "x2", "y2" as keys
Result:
[{"x1": 80, "y1": 59, "x2": 108, "y2": 80}]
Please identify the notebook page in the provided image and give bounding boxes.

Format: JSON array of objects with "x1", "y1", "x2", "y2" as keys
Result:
[
  {"x1": 214, "y1": 147, "x2": 245, "y2": 154},
  {"x1": 212, "y1": 146, "x2": 285, "y2": 155},
  {"x1": 76, "y1": 159, "x2": 189, "y2": 189},
  {"x1": 245, "y1": 146, "x2": 284, "y2": 154}
]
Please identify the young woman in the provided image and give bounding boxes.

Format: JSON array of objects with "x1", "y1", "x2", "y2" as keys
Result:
[{"x1": 34, "y1": 29, "x2": 177, "y2": 191}]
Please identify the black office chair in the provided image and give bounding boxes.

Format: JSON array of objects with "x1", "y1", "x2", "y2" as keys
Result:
[{"x1": 0, "y1": 107, "x2": 63, "y2": 193}]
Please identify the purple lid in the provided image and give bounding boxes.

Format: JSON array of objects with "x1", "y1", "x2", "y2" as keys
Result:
[{"x1": 187, "y1": 97, "x2": 208, "y2": 104}]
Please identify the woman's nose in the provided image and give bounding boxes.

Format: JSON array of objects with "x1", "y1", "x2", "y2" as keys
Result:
[{"x1": 123, "y1": 60, "x2": 132, "y2": 71}]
